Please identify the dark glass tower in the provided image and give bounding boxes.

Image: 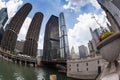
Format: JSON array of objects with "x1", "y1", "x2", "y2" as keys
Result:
[
  {"x1": 1, "y1": 3, "x2": 32, "y2": 51},
  {"x1": 0, "y1": 8, "x2": 8, "y2": 26},
  {"x1": 0, "y1": 8, "x2": 8, "y2": 45},
  {"x1": 59, "y1": 12, "x2": 70, "y2": 60},
  {"x1": 43, "y1": 15, "x2": 60, "y2": 60},
  {"x1": 23, "y1": 12, "x2": 44, "y2": 57}
]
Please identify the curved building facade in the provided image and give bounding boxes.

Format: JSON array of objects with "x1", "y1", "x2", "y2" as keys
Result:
[
  {"x1": 23, "y1": 12, "x2": 44, "y2": 57},
  {"x1": 1, "y1": 3, "x2": 32, "y2": 51},
  {"x1": 97, "y1": 0, "x2": 120, "y2": 32}
]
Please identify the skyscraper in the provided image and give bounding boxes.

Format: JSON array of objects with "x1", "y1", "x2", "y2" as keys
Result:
[
  {"x1": 43, "y1": 15, "x2": 59, "y2": 60},
  {"x1": 1, "y1": 3, "x2": 32, "y2": 51},
  {"x1": 59, "y1": 12, "x2": 70, "y2": 60},
  {"x1": 23, "y1": 12, "x2": 43, "y2": 57},
  {"x1": 0, "y1": 8, "x2": 8, "y2": 27},
  {"x1": 89, "y1": 27, "x2": 99, "y2": 54},
  {"x1": 97, "y1": 0, "x2": 120, "y2": 32},
  {"x1": 78, "y1": 45, "x2": 88, "y2": 59},
  {"x1": 0, "y1": 8, "x2": 8, "y2": 45}
]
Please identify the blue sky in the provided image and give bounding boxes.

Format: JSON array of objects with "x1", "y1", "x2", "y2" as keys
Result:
[{"x1": 0, "y1": 0, "x2": 107, "y2": 53}]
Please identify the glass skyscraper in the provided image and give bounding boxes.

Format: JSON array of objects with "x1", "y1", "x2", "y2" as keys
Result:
[
  {"x1": 0, "y1": 8, "x2": 8, "y2": 45},
  {"x1": 59, "y1": 12, "x2": 70, "y2": 60},
  {"x1": 0, "y1": 8, "x2": 8, "y2": 27}
]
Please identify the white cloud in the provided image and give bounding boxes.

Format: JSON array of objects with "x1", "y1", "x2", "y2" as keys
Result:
[
  {"x1": 38, "y1": 34, "x2": 44, "y2": 49},
  {"x1": 17, "y1": 17, "x2": 32, "y2": 41},
  {"x1": 68, "y1": 12, "x2": 107, "y2": 53},
  {"x1": 0, "y1": 0, "x2": 6, "y2": 8},
  {"x1": 0, "y1": 0, "x2": 23, "y2": 18},
  {"x1": 63, "y1": 0, "x2": 100, "y2": 11}
]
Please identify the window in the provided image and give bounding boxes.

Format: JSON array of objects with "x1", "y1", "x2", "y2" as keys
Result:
[
  {"x1": 87, "y1": 68, "x2": 88, "y2": 71},
  {"x1": 69, "y1": 64, "x2": 71, "y2": 67},
  {"x1": 77, "y1": 64, "x2": 79, "y2": 67},
  {"x1": 86, "y1": 63, "x2": 88, "y2": 66},
  {"x1": 98, "y1": 60, "x2": 99, "y2": 64},
  {"x1": 69, "y1": 68, "x2": 71, "y2": 71}
]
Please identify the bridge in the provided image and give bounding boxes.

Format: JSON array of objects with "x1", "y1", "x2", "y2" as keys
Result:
[
  {"x1": 41, "y1": 59, "x2": 66, "y2": 66},
  {"x1": 0, "y1": 49, "x2": 36, "y2": 67}
]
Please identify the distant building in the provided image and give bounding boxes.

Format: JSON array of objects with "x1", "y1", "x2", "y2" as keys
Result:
[
  {"x1": 88, "y1": 40, "x2": 96, "y2": 55},
  {"x1": 70, "y1": 46, "x2": 76, "y2": 59},
  {"x1": 37, "y1": 49, "x2": 43, "y2": 57},
  {"x1": 59, "y1": 12, "x2": 70, "y2": 60},
  {"x1": 89, "y1": 27, "x2": 101, "y2": 43},
  {"x1": 97, "y1": 0, "x2": 120, "y2": 32},
  {"x1": 78, "y1": 45, "x2": 88, "y2": 59},
  {"x1": 15, "y1": 40, "x2": 24, "y2": 53}
]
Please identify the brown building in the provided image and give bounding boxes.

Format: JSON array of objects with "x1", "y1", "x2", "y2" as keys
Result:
[
  {"x1": 23, "y1": 12, "x2": 44, "y2": 57},
  {"x1": 43, "y1": 15, "x2": 60, "y2": 60},
  {"x1": 1, "y1": 3, "x2": 32, "y2": 51}
]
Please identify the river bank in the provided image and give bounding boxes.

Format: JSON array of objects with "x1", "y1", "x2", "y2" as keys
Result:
[{"x1": 0, "y1": 57, "x2": 76, "y2": 80}]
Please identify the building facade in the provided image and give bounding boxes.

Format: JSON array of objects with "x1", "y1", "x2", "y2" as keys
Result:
[
  {"x1": 97, "y1": 0, "x2": 120, "y2": 32},
  {"x1": 67, "y1": 56, "x2": 106, "y2": 79},
  {"x1": 59, "y1": 12, "x2": 70, "y2": 60},
  {"x1": 1, "y1": 3, "x2": 32, "y2": 51},
  {"x1": 78, "y1": 45, "x2": 88, "y2": 59},
  {"x1": 43, "y1": 15, "x2": 60, "y2": 60},
  {"x1": 23, "y1": 12, "x2": 43, "y2": 57}
]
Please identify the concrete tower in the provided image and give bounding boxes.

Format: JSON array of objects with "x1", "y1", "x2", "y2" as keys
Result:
[
  {"x1": 23, "y1": 12, "x2": 44, "y2": 57},
  {"x1": 43, "y1": 15, "x2": 59, "y2": 60},
  {"x1": 1, "y1": 3, "x2": 32, "y2": 51},
  {"x1": 59, "y1": 12, "x2": 70, "y2": 60}
]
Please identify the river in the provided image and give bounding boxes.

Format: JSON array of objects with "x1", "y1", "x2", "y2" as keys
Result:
[{"x1": 0, "y1": 58, "x2": 76, "y2": 80}]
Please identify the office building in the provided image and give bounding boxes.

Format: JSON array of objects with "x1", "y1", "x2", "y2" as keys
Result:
[
  {"x1": 0, "y1": 8, "x2": 8, "y2": 45},
  {"x1": 0, "y1": 8, "x2": 8, "y2": 27},
  {"x1": 43, "y1": 15, "x2": 59, "y2": 60},
  {"x1": 70, "y1": 46, "x2": 76, "y2": 59},
  {"x1": 78, "y1": 45, "x2": 88, "y2": 59}
]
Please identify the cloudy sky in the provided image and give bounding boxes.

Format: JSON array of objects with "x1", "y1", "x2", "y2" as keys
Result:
[{"x1": 0, "y1": 0, "x2": 108, "y2": 53}]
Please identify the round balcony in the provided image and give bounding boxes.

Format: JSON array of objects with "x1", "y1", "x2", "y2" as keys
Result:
[{"x1": 97, "y1": 32, "x2": 120, "y2": 62}]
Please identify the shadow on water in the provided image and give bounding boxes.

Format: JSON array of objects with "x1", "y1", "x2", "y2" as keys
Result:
[{"x1": 0, "y1": 58, "x2": 76, "y2": 80}]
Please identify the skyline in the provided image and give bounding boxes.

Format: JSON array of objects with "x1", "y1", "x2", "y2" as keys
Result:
[{"x1": 0, "y1": 0, "x2": 108, "y2": 53}]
